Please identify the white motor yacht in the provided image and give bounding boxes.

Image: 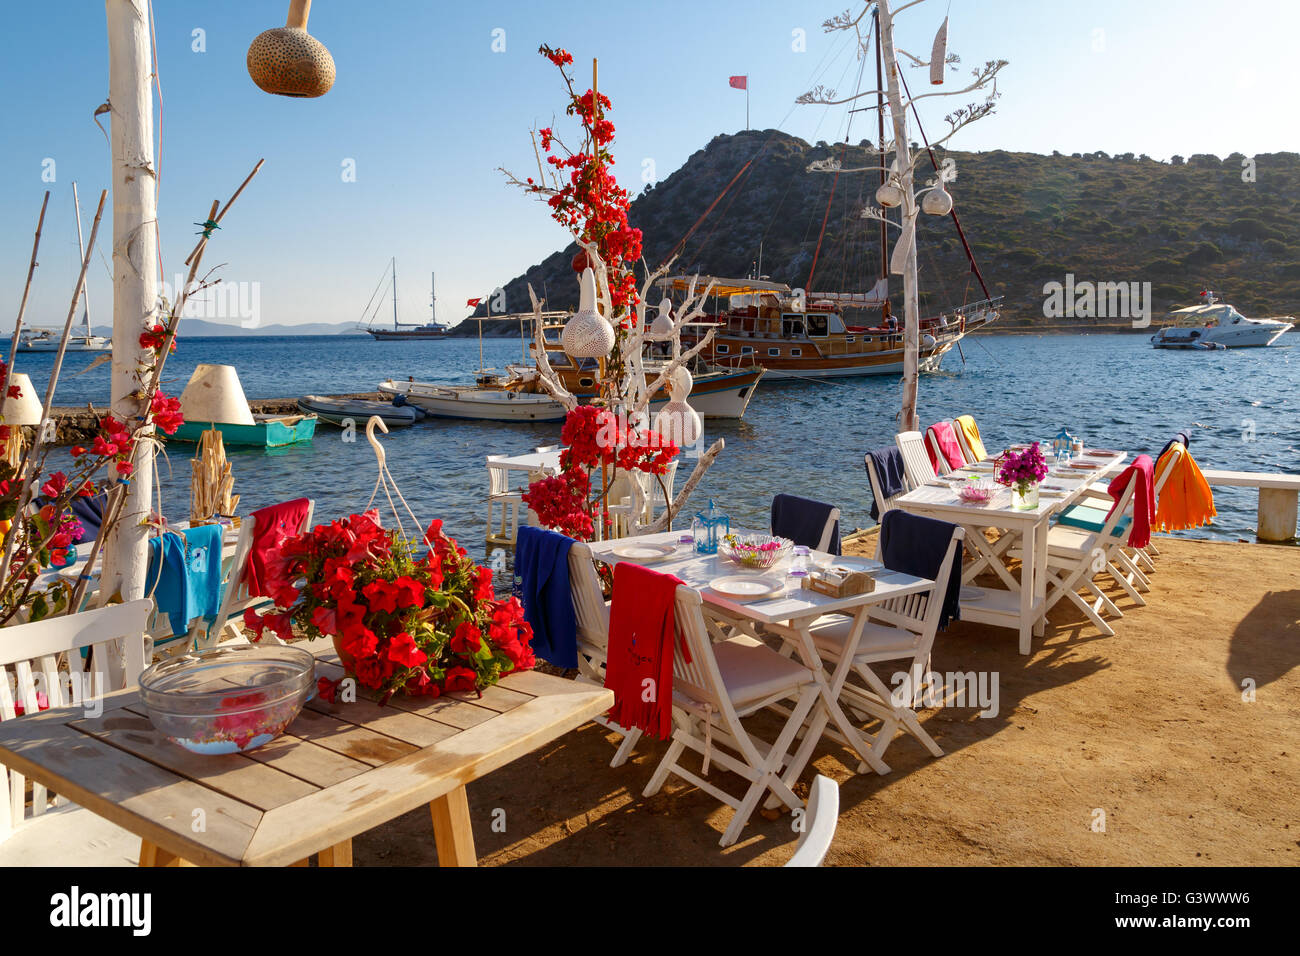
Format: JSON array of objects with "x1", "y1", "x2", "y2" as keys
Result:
[{"x1": 1151, "y1": 292, "x2": 1292, "y2": 349}]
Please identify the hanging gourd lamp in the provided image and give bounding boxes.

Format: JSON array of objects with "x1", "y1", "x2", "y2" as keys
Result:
[
  {"x1": 561, "y1": 267, "x2": 615, "y2": 359},
  {"x1": 921, "y1": 182, "x2": 953, "y2": 216},
  {"x1": 653, "y1": 366, "x2": 702, "y2": 447},
  {"x1": 930, "y1": 17, "x2": 948, "y2": 86},
  {"x1": 247, "y1": 0, "x2": 336, "y2": 98},
  {"x1": 649, "y1": 299, "x2": 675, "y2": 339},
  {"x1": 876, "y1": 181, "x2": 904, "y2": 208}
]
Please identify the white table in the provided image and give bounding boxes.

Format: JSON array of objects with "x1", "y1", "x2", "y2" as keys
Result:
[
  {"x1": 586, "y1": 529, "x2": 935, "y2": 777},
  {"x1": 488, "y1": 450, "x2": 563, "y2": 479},
  {"x1": 896, "y1": 450, "x2": 1126, "y2": 655}
]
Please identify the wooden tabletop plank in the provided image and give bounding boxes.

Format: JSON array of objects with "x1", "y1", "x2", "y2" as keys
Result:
[
  {"x1": 468, "y1": 683, "x2": 535, "y2": 713},
  {"x1": 305, "y1": 694, "x2": 461, "y2": 748},
  {"x1": 71, "y1": 707, "x2": 318, "y2": 811},
  {"x1": 380, "y1": 691, "x2": 501, "y2": 730},
  {"x1": 0, "y1": 720, "x2": 258, "y2": 866},
  {"x1": 241, "y1": 685, "x2": 613, "y2": 866},
  {"x1": 496, "y1": 669, "x2": 602, "y2": 698},
  {"x1": 241, "y1": 732, "x2": 372, "y2": 788},
  {"x1": 280, "y1": 707, "x2": 418, "y2": 766}
]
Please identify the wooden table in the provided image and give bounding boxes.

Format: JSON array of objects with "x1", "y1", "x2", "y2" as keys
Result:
[
  {"x1": 0, "y1": 640, "x2": 611, "y2": 867},
  {"x1": 586, "y1": 530, "x2": 933, "y2": 776},
  {"x1": 895, "y1": 450, "x2": 1126, "y2": 654}
]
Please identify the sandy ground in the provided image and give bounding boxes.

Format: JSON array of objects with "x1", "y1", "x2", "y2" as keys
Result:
[{"x1": 350, "y1": 535, "x2": 1299, "y2": 866}]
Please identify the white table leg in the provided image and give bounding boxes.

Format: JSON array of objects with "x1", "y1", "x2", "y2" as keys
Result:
[
  {"x1": 1032, "y1": 516, "x2": 1050, "y2": 638},
  {"x1": 1018, "y1": 522, "x2": 1036, "y2": 655}
]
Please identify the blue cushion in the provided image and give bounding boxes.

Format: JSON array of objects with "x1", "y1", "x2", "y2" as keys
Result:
[{"x1": 1056, "y1": 503, "x2": 1131, "y2": 536}]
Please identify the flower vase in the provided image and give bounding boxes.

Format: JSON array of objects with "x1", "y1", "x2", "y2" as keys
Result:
[{"x1": 1012, "y1": 482, "x2": 1040, "y2": 510}]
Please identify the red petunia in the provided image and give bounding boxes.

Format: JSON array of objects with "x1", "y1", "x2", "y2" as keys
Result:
[
  {"x1": 387, "y1": 631, "x2": 427, "y2": 667},
  {"x1": 442, "y1": 666, "x2": 478, "y2": 694},
  {"x1": 451, "y1": 621, "x2": 482, "y2": 655}
]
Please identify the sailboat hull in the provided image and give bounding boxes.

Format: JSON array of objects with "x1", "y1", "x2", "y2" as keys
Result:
[{"x1": 17, "y1": 337, "x2": 111, "y2": 352}]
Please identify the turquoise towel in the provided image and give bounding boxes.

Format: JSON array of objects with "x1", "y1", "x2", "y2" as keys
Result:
[
  {"x1": 182, "y1": 524, "x2": 225, "y2": 630},
  {"x1": 145, "y1": 525, "x2": 226, "y2": 637}
]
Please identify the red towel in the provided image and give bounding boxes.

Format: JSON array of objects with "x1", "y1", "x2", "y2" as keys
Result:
[
  {"x1": 604, "y1": 563, "x2": 686, "y2": 740},
  {"x1": 1105, "y1": 455, "x2": 1155, "y2": 548},
  {"x1": 925, "y1": 421, "x2": 966, "y2": 472},
  {"x1": 244, "y1": 498, "x2": 312, "y2": 598}
]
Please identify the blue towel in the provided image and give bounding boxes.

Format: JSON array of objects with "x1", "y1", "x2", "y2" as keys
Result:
[
  {"x1": 865, "y1": 446, "x2": 906, "y2": 522},
  {"x1": 145, "y1": 533, "x2": 190, "y2": 637},
  {"x1": 771, "y1": 493, "x2": 841, "y2": 555},
  {"x1": 145, "y1": 525, "x2": 226, "y2": 638},
  {"x1": 182, "y1": 524, "x2": 225, "y2": 632},
  {"x1": 514, "y1": 525, "x2": 578, "y2": 669},
  {"x1": 879, "y1": 510, "x2": 963, "y2": 630}
]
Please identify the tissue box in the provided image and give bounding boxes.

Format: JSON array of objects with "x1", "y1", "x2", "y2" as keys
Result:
[{"x1": 802, "y1": 567, "x2": 875, "y2": 598}]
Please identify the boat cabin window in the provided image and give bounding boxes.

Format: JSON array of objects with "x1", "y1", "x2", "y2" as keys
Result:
[
  {"x1": 716, "y1": 344, "x2": 729, "y2": 354},
  {"x1": 782, "y1": 314, "x2": 805, "y2": 337},
  {"x1": 741, "y1": 346, "x2": 754, "y2": 355},
  {"x1": 846, "y1": 335, "x2": 855, "y2": 344},
  {"x1": 806, "y1": 314, "x2": 829, "y2": 337},
  {"x1": 578, "y1": 377, "x2": 595, "y2": 388},
  {"x1": 791, "y1": 347, "x2": 802, "y2": 357},
  {"x1": 768, "y1": 347, "x2": 780, "y2": 356},
  {"x1": 548, "y1": 353, "x2": 574, "y2": 368}
]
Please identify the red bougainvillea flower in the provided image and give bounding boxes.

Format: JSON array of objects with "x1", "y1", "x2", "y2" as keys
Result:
[
  {"x1": 139, "y1": 323, "x2": 176, "y2": 354},
  {"x1": 150, "y1": 391, "x2": 185, "y2": 435},
  {"x1": 40, "y1": 472, "x2": 67, "y2": 499}
]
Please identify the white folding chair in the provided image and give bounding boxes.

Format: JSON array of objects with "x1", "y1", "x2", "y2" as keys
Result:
[
  {"x1": 567, "y1": 542, "x2": 643, "y2": 767},
  {"x1": 865, "y1": 454, "x2": 912, "y2": 520},
  {"x1": 802, "y1": 525, "x2": 965, "y2": 772},
  {"x1": 771, "y1": 495, "x2": 841, "y2": 552},
  {"x1": 486, "y1": 456, "x2": 524, "y2": 546},
  {"x1": 197, "y1": 500, "x2": 316, "y2": 650},
  {"x1": 784, "y1": 775, "x2": 839, "y2": 867},
  {"x1": 952, "y1": 414, "x2": 989, "y2": 463},
  {"x1": 896, "y1": 431, "x2": 938, "y2": 486},
  {"x1": 924, "y1": 423, "x2": 965, "y2": 476},
  {"x1": 643, "y1": 586, "x2": 821, "y2": 847},
  {"x1": 0, "y1": 599, "x2": 153, "y2": 865},
  {"x1": 1018, "y1": 470, "x2": 1146, "y2": 636}
]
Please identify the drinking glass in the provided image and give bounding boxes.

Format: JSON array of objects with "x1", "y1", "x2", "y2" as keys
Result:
[{"x1": 789, "y1": 546, "x2": 810, "y2": 577}]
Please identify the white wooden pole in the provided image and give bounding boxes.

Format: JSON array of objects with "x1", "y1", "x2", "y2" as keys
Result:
[
  {"x1": 103, "y1": 0, "x2": 159, "y2": 602},
  {"x1": 877, "y1": 0, "x2": 920, "y2": 433}
]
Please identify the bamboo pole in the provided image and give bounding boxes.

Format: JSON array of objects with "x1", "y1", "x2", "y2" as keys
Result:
[
  {"x1": 3, "y1": 191, "x2": 50, "y2": 404},
  {"x1": 103, "y1": 0, "x2": 160, "y2": 605}
]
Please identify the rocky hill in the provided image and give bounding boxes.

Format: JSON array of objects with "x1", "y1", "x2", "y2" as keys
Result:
[{"x1": 467, "y1": 130, "x2": 1300, "y2": 333}]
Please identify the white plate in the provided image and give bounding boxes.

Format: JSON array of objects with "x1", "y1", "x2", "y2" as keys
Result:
[
  {"x1": 708, "y1": 574, "x2": 785, "y2": 603},
  {"x1": 965, "y1": 461, "x2": 995, "y2": 472},
  {"x1": 611, "y1": 542, "x2": 678, "y2": 563}
]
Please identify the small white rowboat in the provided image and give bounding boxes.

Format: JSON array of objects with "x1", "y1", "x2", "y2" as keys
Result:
[{"x1": 297, "y1": 395, "x2": 424, "y2": 428}]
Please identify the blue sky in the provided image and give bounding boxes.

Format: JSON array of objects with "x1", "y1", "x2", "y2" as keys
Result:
[{"x1": 1, "y1": 0, "x2": 1296, "y2": 330}]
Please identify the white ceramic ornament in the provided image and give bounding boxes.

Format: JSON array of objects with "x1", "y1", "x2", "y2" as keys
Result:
[
  {"x1": 561, "y1": 267, "x2": 615, "y2": 359},
  {"x1": 653, "y1": 365, "x2": 702, "y2": 447},
  {"x1": 875, "y1": 182, "x2": 904, "y2": 208},
  {"x1": 649, "y1": 299, "x2": 674, "y2": 339},
  {"x1": 921, "y1": 183, "x2": 953, "y2": 216}
]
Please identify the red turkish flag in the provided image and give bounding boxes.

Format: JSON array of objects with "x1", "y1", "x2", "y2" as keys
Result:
[
  {"x1": 466, "y1": 297, "x2": 482, "y2": 307},
  {"x1": 729, "y1": 75, "x2": 747, "y2": 90}
]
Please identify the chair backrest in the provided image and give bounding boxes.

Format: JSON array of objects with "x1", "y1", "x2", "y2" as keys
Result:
[
  {"x1": 924, "y1": 426, "x2": 955, "y2": 476},
  {"x1": 203, "y1": 500, "x2": 316, "y2": 647},
  {"x1": 953, "y1": 414, "x2": 987, "y2": 463},
  {"x1": 0, "y1": 598, "x2": 153, "y2": 839},
  {"x1": 896, "y1": 431, "x2": 937, "y2": 485},
  {"x1": 865, "y1": 455, "x2": 900, "y2": 519},
  {"x1": 871, "y1": 525, "x2": 966, "y2": 643},
  {"x1": 1096, "y1": 467, "x2": 1142, "y2": 544},
  {"x1": 785, "y1": 775, "x2": 840, "y2": 867},
  {"x1": 771, "y1": 494, "x2": 841, "y2": 552},
  {"x1": 485, "y1": 456, "x2": 512, "y2": 497},
  {"x1": 566, "y1": 542, "x2": 609, "y2": 656}
]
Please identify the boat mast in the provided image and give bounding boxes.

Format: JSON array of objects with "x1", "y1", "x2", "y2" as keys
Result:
[
  {"x1": 72, "y1": 181, "x2": 91, "y2": 335},
  {"x1": 430, "y1": 270, "x2": 437, "y2": 326},
  {"x1": 391, "y1": 256, "x2": 398, "y2": 329}
]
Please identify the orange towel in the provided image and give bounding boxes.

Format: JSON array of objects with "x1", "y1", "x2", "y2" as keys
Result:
[
  {"x1": 1153, "y1": 446, "x2": 1216, "y2": 532},
  {"x1": 954, "y1": 415, "x2": 988, "y2": 462}
]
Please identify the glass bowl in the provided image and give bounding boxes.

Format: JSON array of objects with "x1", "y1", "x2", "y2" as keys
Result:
[
  {"x1": 956, "y1": 478, "x2": 997, "y2": 504},
  {"x1": 139, "y1": 644, "x2": 315, "y2": 755},
  {"x1": 720, "y1": 533, "x2": 794, "y2": 570}
]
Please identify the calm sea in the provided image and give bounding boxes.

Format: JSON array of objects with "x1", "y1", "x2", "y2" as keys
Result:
[{"x1": 16, "y1": 332, "x2": 1299, "y2": 556}]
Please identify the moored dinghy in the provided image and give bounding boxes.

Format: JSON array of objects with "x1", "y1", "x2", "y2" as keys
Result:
[
  {"x1": 298, "y1": 394, "x2": 423, "y2": 427},
  {"x1": 169, "y1": 363, "x2": 317, "y2": 447}
]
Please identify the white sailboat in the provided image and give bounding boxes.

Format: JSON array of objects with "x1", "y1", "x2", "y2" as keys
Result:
[{"x1": 19, "y1": 183, "x2": 111, "y2": 353}]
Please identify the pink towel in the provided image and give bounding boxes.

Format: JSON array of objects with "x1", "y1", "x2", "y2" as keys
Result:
[
  {"x1": 925, "y1": 421, "x2": 966, "y2": 472},
  {"x1": 244, "y1": 498, "x2": 312, "y2": 598},
  {"x1": 1105, "y1": 456, "x2": 1155, "y2": 548}
]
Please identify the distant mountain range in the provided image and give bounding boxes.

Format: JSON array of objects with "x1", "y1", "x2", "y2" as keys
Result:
[
  {"x1": 473, "y1": 129, "x2": 1300, "y2": 328},
  {"x1": 87, "y1": 319, "x2": 366, "y2": 337}
]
